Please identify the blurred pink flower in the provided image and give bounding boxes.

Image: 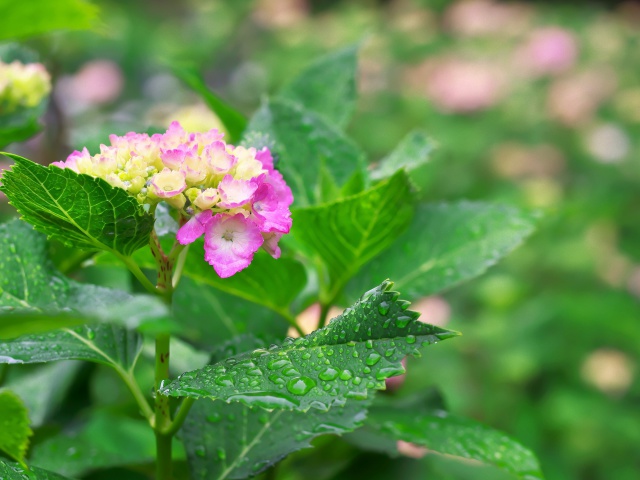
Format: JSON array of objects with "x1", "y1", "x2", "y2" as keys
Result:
[
  {"x1": 515, "y1": 27, "x2": 578, "y2": 77},
  {"x1": 56, "y1": 60, "x2": 123, "y2": 112},
  {"x1": 422, "y1": 58, "x2": 506, "y2": 113},
  {"x1": 444, "y1": 0, "x2": 532, "y2": 37},
  {"x1": 547, "y1": 68, "x2": 617, "y2": 127}
]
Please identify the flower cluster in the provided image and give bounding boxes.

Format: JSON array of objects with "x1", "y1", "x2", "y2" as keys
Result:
[
  {"x1": 52, "y1": 122, "x2": 292, "y2": 278},
  {"x1": 0, "y1": 61, "x2": 51, "y2": 113}
]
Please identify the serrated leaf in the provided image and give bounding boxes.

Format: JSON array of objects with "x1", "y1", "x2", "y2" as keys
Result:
[
  {"x1": 0, "y1": 459, "x2": 73, "y2": 480},
  {"x1": 173, "y1": 64, "x2": 247, "y2": 142},
  {"x1": 280, "y1": 45, "x2": 358, "y2": 129},
  {"x1": 161, "y1": 281, "x2": 458, "y2": 411},
  {"x1": 292, "y1": 170, "x2": 415, "y2": 298},
  {"x1": 0, "y1": 0, "x2": 99, "y2": 41},
  {"x1": 358, "y1": 406, "x2": 544, "y2": 480},
  {"x1": 346, "y1": 202, "x2": 537, "y2": 302},
  {"x1": 29, "y1": 410, "x2": 182, "y2": 477},
  {"x1": 182, "y1": 396, "x2": 370, "y2": 480},
  {"x1": 0, "y1": 390, "x2": 32, "y2": 466},
  {"x1": 181, "y1": 334, "x2": 372, "y2": 479},
  {"x1": 244, "y1": 98, "x2": 367, "y2": 206},
  {"x1": 0, "y1": 324, "x2": 141, "y2": 369},
  {"x1": 0, "y1": 153, "x2": 154, "y2": 256},
  {"x1": 370, "y1": 130, "x2": 437, "y2": 181}
]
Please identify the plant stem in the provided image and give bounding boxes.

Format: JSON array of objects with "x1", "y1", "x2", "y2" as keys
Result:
[
  {"x1": 318, "y1": 302, "x2": 331, "y2": 329},
  {"x1": 155, "y1": 332, "x2": 173, "y2": 480},
  {"x1": 115, "y1": 366, "x2": 155, "y2": 424},
  {"x1": 116, "y1": 252, "x2": 158, "y2": 296},
  {"x1": 163, "y1": 397, "x2": 195, "y2": 437}
]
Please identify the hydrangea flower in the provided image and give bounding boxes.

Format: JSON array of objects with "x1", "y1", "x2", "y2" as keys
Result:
[
  {"x1": 52, "y1": 122, "x2": 293, "y2": 278},
  {"x1": 0, "y1": 60, "x2": 51, "y2": 113}
]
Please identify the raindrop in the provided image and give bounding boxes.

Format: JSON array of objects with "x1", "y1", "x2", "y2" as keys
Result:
[
  {"x1": 215, "y1": 375, "x2": 234, "y2": 387},
  {"x1": 366, "y1": 352, "x2": 381, "y2": 366},
  {"x1": 395, "y1": 316, "x2": 411, "y2": 328},
  {"x1": 319, "y1": 367, "x2": 339, "y2": 381},
  {"x1": 286, "y1": 376, "x2": 316, "y2": 396}
]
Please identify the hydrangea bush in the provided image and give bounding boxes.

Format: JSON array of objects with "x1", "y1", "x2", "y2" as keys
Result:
[{"x1": 0, "y1": 44, "x2": 543, "y2": 480}]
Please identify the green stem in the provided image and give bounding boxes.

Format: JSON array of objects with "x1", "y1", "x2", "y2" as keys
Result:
[
  {"x1": 318, "y1": 302, "x2": 331, "y2": 329},
  {"x1": 116, "y1": 252, "x2": 158, "y2": 296},
  {"x1": 155, "y1": 332, "x2": 173, "y2": 480},
  {"x1": 172, "y1": 245, "x2": 189, "y2": 288},
  {"x1": 115, "y1": 366, "x2": 155, "y2": 424},
  {"x1": 162, "y1": 397, "x2": 195, "y2": 437}
]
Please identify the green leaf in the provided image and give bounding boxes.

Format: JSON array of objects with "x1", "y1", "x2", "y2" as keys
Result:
[
  {"x1": 160, "y1": 281, "x2": 459, "y2": 410},
  {"x1": 0, "y1": 459, "x2": 73, "y2": 480},
  {"x1": 280, "y1": 45, "x2": 358, "y2": 129},
  {"x1": 358, "y1": 406, "x2": 544, "y2": 480},
  {"x1": 172, "y1": 64, "x2": 247, "y2": 142},
  {"x1": 173, "y1": 277, "x2": 289, "y2": 347},
  {"x1": 347, "y1": 202, "x2": 537, "y2": 302},
  {"x1": 4, "y1": 362, "x2": 81, "y2": 427},
  {"x1": 0, "y1": 390, "x2": 32, "y2": 466},
  {"x1": 0, "y1": 0, "x2": 99, "y2": 41},
  {"x1": 0, "y1": 324, "x2": 141, "y2": 369},
  {"x1": 29, "y1": 410, "x2": 182, "y2": 477},
  {"x1": 102, "y1": 244, "x2": 307, "y2": 319},
  {"x1": 0, "y1": 101, "x2": 47, "y2": 149},
  {"x1": 245, "y1": 98, "x2": 367, "y2": 206},
  {"x1": 370, "y1": 131, "x2": 437, "y2": 181},
  {"x1": 181, "y1": 397, "x2": 369, "y2": 480},
  {"x1": 0, "y1": 219, "x2": 166, "y2": 339},
  {"x1": 292, "y1": 170, "x2": 415, "y2": 298},
  {"x1": 0, "y1": 153, "x2": 154, "y2": 255},
  {"x1": 181, "y1": 334, "x2": 372, "y2": 479}
]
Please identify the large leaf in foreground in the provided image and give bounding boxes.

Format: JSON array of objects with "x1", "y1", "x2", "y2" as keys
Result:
[
  {"x1": 280, "y1": 45, "x2": 358, "y2": 129},
  {"x1": 1, "y1": 153, "x2": 154, "y2": 255},
  {"x1": 347, "y1": 202, "x2": 537, "y2": 302},
  {"x1": 182, "y1": 397, "x2": 369, "y2": 480},
  {"x1": 0, "y1": 460, "x2": 72, "y2": 480},
  {"x1": 357, "y1": 406, "x2": 544, "y2": 480},
  {"x1": 161, "y1": 281, "x2": 458, "y2": 410},
  {"x1": 0, "y1": 0, "x2": 98, "y2": 41},
  {"x1": 0, "y1": 390, "x2": 32, "y2": 466},
  {"x1": 292, "y1": 170, "x2": 415, "y2": 297},
  {"x1": 245, "y1": 99, "x2": 367, "y2": 206}
]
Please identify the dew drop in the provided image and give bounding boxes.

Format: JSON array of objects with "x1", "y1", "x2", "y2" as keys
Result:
[
  {"x1": 286, "y1": 376, "x2": 316, "y2": 396},
  {"x1": 406, "y1": 335, "x2": 416, "y2": 344},
  {"x1": 395, "y1": 316, "x2": 411, "y2": 328},
  {"x1": 366, "y1": 352, "x2": 381, "y2": 366},
  {"x1": 319, "y1": 367, "x2": 339, "y2": 381},
  {"x1": 215, "y1": 374, "x2": 234, "y2": 387}
]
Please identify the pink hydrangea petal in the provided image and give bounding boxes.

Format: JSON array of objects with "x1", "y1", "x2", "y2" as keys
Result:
[
  {"x1": 265, "y1": 169, "x2": 293, "y2": 208},
  {"x1": 261, "y1": 232, "x2": 283, "y2": 259},
  {"x1": 251, "y1": 183, "x2": 292, "y2": 233},
  {"x1": 203, "y1": 213, "x2": 263, "y2": 278},
  {"x1": 160, "y1": 148, "x2": 188, "y2": 169},
  {"x1": 176, "y1": 210, "x2": 213, "y2": 245},
  {"x1": 255, "y1": 147, "x2": 275, "y2": 171},
  {"x1": 217, "y1": 174, "x2": 259, "y2": 208}
]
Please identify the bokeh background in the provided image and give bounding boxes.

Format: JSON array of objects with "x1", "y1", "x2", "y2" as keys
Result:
[{"x1": 1, "y1": 1, "x2": 639, "y2": 479}]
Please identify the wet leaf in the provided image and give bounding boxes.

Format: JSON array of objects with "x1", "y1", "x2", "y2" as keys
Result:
[
  {"x1": 347, "y1": 202, "x2": 537, "y2": 302},
  {"x1": 280, "y1": 44, "x2": 358, "y2": 129},
  {"x1": 161, "y1": 281, "x2": 459, "y2": 411},
  {"x1": 245, "y1": 98, "x2": 367, "y2": 206},
  {"x1": 0, "y1": 153, "x2": 154, "y2": 255},
  {"x1": 0, "y1": 390, "x2": 32, "y2": 466},
  {"x1": 181, "y1": 397, "x2": 370, "y2": 480},
  {"x1": 355, "y1": 406, "x2": 544, "y2": 480},
  {"x1": 0, "y1": 459, "x2": 73, "y2": 479}
]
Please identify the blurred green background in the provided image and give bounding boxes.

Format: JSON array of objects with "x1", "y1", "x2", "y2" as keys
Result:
[{"x1": 1, "y1": 1, "x2": 639, "y2": 479}]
